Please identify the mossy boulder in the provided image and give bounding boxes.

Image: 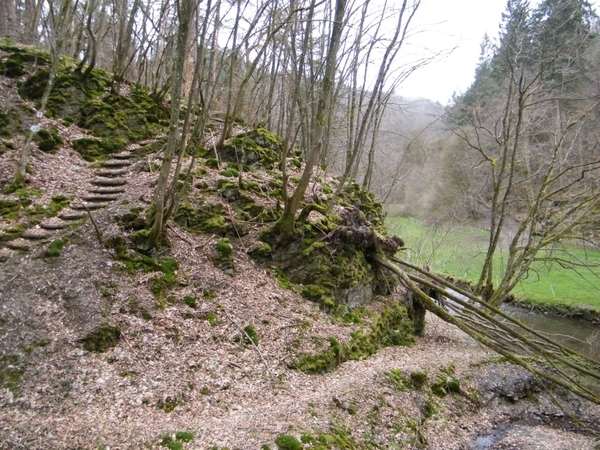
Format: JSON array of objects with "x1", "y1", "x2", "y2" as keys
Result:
[
  {"x1": 72, "y1": 137, "x2": 126, "y2": 161},
  {"x1": 17, "y1": 58, "x2": 168, "y2": 144},
  {"x1": 174, "y1": 201, "x2": 241, "y2": 236},
  {"x1": 217, "y1": 128, "x2": 283, "y2": 169},
  {"x1": 19, "y1": 69, "x2": 107, "y2": 119},
  {"x1": 34, "y1": 127, "x2": 63, "y2": 153},
  {"x1": 257, "y1": 203, "x2": 402, "y2": 309},
  {"x1": 0, "y1": 106, "x2": 28, "y2": 137},
  {"x1": 76, "y1": 90, "x2": 166, "y2": 143},
  {"x1": 212, "y1": 238, "x2": 235, "y2": 275},
  {"x1": 0, "y1": 41, "x2": 51, "y2": 79},
  {"x1": 294, "y1": 303, "x2": 414, "y2": 374}
]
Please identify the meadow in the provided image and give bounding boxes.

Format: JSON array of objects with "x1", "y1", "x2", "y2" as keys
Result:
[{"x1": 386, "y1": 216, "x2": 600, "y2": 313}]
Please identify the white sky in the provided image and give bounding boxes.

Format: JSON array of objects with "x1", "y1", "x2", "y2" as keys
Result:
[{"x1": 397, "y1": 0, "x2": 510, "y2": 104}]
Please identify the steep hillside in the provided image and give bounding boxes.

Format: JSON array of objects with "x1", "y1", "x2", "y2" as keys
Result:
[{"x1": 1, "y1": 40, "x2": 599, "y2": 449}]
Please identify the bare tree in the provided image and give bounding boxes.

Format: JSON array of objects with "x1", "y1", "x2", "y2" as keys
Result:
[{"x1": 449, "y1": 0, "x2": 600, "y2": 306}]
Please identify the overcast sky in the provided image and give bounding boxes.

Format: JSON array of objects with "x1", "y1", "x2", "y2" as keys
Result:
[{"x1": 396, "y1": 0, "x2": 511, "y2": 104}]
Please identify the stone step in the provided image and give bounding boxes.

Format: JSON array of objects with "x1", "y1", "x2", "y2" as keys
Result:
[
  {"x1": 59, "y1": 210, "x2": 87, "y2": 220},
  {"x1": 81, "y1": 194, "x2": 119, "y2": 203},
  {"x1": 88, "y1": 186, "x2": 126, "y2": 194},
  {"x1": 91, "y1": 177, "x2": 127, "y2": 186},
  {"x1": 6, "y1": 238, "x2": 31, "y2": 251},
  {"x1": 22, "y1": 229, "x2": 51, "y2": 240},
  {"x1": 96, "y1": 168, "x2": 128, "y2": 178},
  {"x1": 113, "y1": 151, "x2": 133, "y2": 160},
  {"x1": 103, "y1": 159, "x2": 132, "y2": 168},
  {"x1": 70, "y1": 202, "x2": 109, "y2": 211},
  {"x1": 40, "y1": 218, "x2": 69, "y2": 230}
]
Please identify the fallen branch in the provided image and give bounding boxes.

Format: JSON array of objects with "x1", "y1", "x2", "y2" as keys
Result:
[{"x1": 375, "y1": 255, "x2": 600, "y2": 405}]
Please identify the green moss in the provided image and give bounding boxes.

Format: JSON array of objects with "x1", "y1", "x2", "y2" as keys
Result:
[
  {"x1": 243, "y1": 324, "x2": 259, "y2": 346},
  {"x1": 294, "y1": 304, "x2": 414, "y2": 374},
  {"x1": 150, "y1": 257, "x2": 180, "y2": 297},
  {"x1": 203, "y1": 311, "x2": 217, "y2": 326},
  {"x1": 218, "y1": 128, "x2": 283, "y2": 169},
  {"x1": 430, "y1": 372, "x2": 461, "y2": 397},
  {"x1": 44, "y1": 239, "x2": 65, "y2": 257},
  {"x1": 213, "y1": 238, "x2": 235, "y2": 275},
  {"x1": 301, "y1": 284, "x2": 331, "y2": 301},
  {"x1": 410, "y1": 371, "x2": 428, "y2": 389},
  {"x1": 80, "y1": 324, "x2": 121, "y2": 353},
  {"x1": 174, "y1": 202, "x2": 234, "y2": 236},
  {"x1": 48, "y1": 195, "x2": 71, "y2": 216},
  {"x1": 274, "y1": 435, "x2": 303, "y2": 450},
  {"x1": 219, "y1": 169, "x2": 239, "y2": 177},
  {"x1": 0, "y1": 223, "x2": 24, "y2": 242},
  {"x1": 301, "y1": 241, "x2": 326, "y2": 257},
  {"x1": 160, "y1": 432, "x2": 194, "y2": 450},
  {"x1": 35, "y1": 127, "x2": 63, "y2": 153},
  {"x1": 72, "y1": 137, "x2": 126, "y2": 161},
  {"x1": 0, "y1": 354, "x2": 26, "y2": 395},
  {"x1": 0, "y1": 198, "x2": 23, "y2": 219},
  {"x1": 183, "y1": 295, "x2": 197, "y2": 308},
  {"x1": 157, "y1": 395, "x2": 180, "y2": 413},
  {"x1": 385, "y1": 369, "x2": 411, "y2": 391},
  {"x1": 216, "y1": 238, "x2": 233, "y2": 259}
]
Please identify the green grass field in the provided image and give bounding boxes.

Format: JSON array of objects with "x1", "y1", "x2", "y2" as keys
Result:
[{"x1": 386, "y1": 216, "x2": 600, "y2": 313}]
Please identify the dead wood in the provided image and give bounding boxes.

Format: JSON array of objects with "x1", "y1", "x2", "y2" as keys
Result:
[{"x1": 376, "y1": 255, "x2": 600, "y2": 406}]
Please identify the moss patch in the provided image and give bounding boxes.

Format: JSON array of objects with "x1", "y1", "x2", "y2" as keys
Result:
[
  {"x1": 174, "y1": 201, "x2": 236, "y2": 236},
  {"x1": 160, "y1": 431, "x2": 194, "y2": 450},
  {"x1": 294, "y1": 303, "x2": 414, "y2": 374},
  {"x1": 0, "y1": 354, "x2": 26, "y2": 395},
  {"x1": 218, "y1": 128, "x2": 283, "y2": 169},
  {"x1": 80, "y1": 324, "x2": 121, "y2": 352},
  {"x1": 72, "y1": 137, "x2": 126, "y2": 161},
  {"x1": 44, "y1": 239, "x2": 65, "y2": 257},
  {"x1": 34, "y1": 127, "x2": 63, "y2": 153}
]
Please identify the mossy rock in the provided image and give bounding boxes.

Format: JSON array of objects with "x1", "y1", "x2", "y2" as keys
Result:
[
  {"x1": 338, "y1": 182, "x2": 387, "y2": 233},
  {"x1": 0, "y1": 44, "x2": 51, "y2": 78},
  {"x1": 19, "y1": 69, "x2": 105, "y2": 119},
  {"x1": 77, "y1": 90, "x2": 167, "y2": 143},
  {"x1": 294, "y1": 303, "x2": 414, "y2": 374},
  {"x1": 0, "y1": 106, "x2": 28, "y2": 137},
  {"x1": 212, "y1": 238, "x2": 235, "y2": 275},
  {"x1": 18, "y1": 65, "x2": 167, "y2": 142},
  {"x1": 174, "y1": 201, "x2": 241, "y2": 236},
  {"x1": 79, "y1": 324, "x2": 121, "y2": 352},
  {"x1": 72, "y1": 137, "x2": 126, "y2": 161},
  {"x1": 34, "y1": 127, "x2": 63, "y2": 153},
  {"x1": 217, "y1": 128, "x2": 283, "y2": 169},
  {"x1": 272, "y1": 236, "x2": 377, "y2": 308}
]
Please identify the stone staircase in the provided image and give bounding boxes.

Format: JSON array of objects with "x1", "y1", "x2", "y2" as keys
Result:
[{"x1": 4, "y1": 150, "x2": 136, "y2": 253}]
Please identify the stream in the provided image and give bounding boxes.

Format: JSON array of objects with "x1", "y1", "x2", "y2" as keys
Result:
[
  {"x1": 472, "y1": 304, "x2": 599, "y2": 449},
  {"x1": 500, "y1": 304, "x2": 600, "y2": 363}
]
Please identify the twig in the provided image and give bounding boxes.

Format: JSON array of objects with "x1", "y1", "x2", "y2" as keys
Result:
[
  {"x1": 222, "y1": 308, "x2": 274, "y2": 379},
  {"x1": 167, "y1": 222, "x2": 194, "y2": 247},
  {"x1": 1, "y1": 273, "x2": 19, "y2": 290},
  {"x1": 85, "y1": 206, "x2": 103, "y2": 244},
  {"x1": 194, "y1": 234, "x2": 215, "y2": 251}
]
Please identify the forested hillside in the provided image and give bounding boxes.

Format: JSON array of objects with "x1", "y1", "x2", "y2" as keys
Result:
[{"x1": 1, "y1": 0, "x2": 600, "y2": 448}]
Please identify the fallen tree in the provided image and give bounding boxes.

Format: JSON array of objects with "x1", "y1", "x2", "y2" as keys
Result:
[{"x1": 375, "y1": 255, "x2": 600, "y2": 406}]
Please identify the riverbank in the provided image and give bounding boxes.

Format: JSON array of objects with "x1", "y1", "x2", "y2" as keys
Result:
[{"x1": 506, "y1": 296, "x2": 600, "y2": 324}]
